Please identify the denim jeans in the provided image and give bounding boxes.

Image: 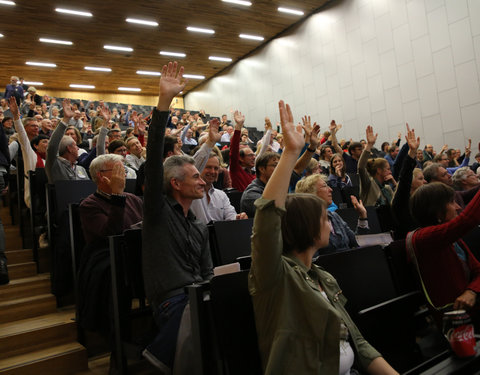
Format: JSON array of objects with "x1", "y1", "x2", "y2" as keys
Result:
[{"x1": 145, "y1": 293, "x2": 189, "y2": 369}]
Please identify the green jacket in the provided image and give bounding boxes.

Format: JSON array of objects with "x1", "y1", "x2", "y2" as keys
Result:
[{"x1": 249, "y1": 198, "x2": 381, "y2": 374}]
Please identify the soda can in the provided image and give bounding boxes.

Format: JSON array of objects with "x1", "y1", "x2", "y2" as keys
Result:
[{"x1": 443, "y1": 310, "x2": 476, "y2": 357}]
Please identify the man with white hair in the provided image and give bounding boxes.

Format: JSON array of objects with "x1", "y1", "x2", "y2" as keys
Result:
[
  {"x1": 45, "y1": 99, "x2": 89, "y2": 183},
  {"x1": 79, "y1": 154, "x2": 143, "y2": 246},
  {"x1": 4, "y1": 75, "x2": 23, "y2": 104},
  {"x1": 452, "y1": 167, "x2": 480, "y2": 191}
]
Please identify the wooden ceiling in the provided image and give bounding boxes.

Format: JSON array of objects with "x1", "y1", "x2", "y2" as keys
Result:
[{"x1": 0, "y1": 0, "x2": 330, "y2": 97}]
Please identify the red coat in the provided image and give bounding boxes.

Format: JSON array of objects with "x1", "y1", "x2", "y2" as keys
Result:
[{"x1": 410, "y1": 189, "x2": 480, "y2": 308}]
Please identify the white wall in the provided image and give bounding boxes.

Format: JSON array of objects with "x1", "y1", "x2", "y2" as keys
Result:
[{"x1": 185, "y1": 0, "x2": 480, "y2": 151}]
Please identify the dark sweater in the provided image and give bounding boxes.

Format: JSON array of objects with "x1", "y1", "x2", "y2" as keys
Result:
[
  {"x1": 142, "y1": 109, "x2": 213, "y2": 311},
  {"x1": 79, "y1": 191, "x2": 143, "y2": 246}
]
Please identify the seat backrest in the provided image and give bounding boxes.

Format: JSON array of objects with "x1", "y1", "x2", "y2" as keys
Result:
[
  {"x1": 315, "y1": 245, "x2": 397, "y2": 315},
  {"x1": 209, "y1": 271, "x2": 262, "y2": 375},
  {"x1": 334, "y1": 206, "x2": 382, "y2": 234},
  {"x1": 122, "y1": 228, "x2": 145, "y2": 300},
  {"x1": 29, "y1": 168, "x2": 48, "y2": 220},
  {"x1": 224, "y1": 189, "x2": 242, "y2": 213},
  {"x1": 331, "y1": 186, "x2": 344, "y2": 207},
  {"x1": 53, "y1": 180, "x2": 96, "y2": 223},
  {"x1": 383, "y1": 239, "x2": 418, "y2": 295},
  {"x1": 210, "y1": 218, "x2": 253, "y2": 266}
]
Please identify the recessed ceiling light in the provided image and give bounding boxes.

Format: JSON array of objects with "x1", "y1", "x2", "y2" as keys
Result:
[
  {"x1": 209, "y1": 56, "x2": 232, "y2": 62},
  {"x1": 136, "y1": 70, "x2": 161, "y2": 76},
  {"x1": 70, "y1": 84, "x2": 95, "y2": 89},
  {"x1": 159, "y1": 51, "x2": 186, "y2": 58},
  {"x1": 84, "y1": 66, "x2": 112, "y2": 72},
  {"x1": 0, "y1": 0, "x2": 15, "y2": 5},
  {"x1": 239, "y1": 34, "x2": 264, "y2": 41},
  {"x1": 126, "y1": 18, "x2": 159, "y2": 27},
  {"x1": 118, "y1": 87, "x2": 141, "y2": 92},
  {"x1": 187, "y1": 26, "x2": 215, "y2": 34},
  {"x1": 26, "y1": 61, "x2": 57, "y2": 68},
  {"x1": 278, "y1": 7, "x2": 304, "y2": 16},
  {"x1": 21, "y1": 81, "x2": 43, "y2": 86},
  {"x1": 39, "y1": 38, "x2": 73, "y2": 45},
  {"x1": 0, "y1": 33, "x2": 3, "y2": 37},
  {"x1": 55, "y1": 8, "x2": 92, "y2": 17},
  {"x1": 222, "y1": 0, "x2": 251, "y2": 6},
  {"x1": 183, "y1": 74, "x2": 205, "y2": 80},
  {"x1": 104, "y1": 45, "x2": 133, "y2": 52}
]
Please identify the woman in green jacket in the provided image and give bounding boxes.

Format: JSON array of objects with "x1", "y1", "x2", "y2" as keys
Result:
[{"x1": 249, "y1": 100, "x2": 398, "y2": 375}]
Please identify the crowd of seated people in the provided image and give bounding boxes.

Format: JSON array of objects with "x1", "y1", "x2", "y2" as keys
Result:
[{"x1": 2, "y1": 67, "x2": 480, "y2": 375}]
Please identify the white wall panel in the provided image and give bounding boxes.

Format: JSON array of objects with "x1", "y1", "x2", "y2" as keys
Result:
[{"x1": 186, "y1": 0, "x2": 480, "y2": 150}]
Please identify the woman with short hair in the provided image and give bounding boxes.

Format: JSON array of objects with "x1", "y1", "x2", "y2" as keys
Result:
[{"x1": 250, "y1": 100, "x2": 397, "y2": 375}]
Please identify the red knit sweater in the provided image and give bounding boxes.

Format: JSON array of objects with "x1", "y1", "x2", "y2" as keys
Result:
[
  {"x1": 411, "y1": 188, "x2": 480, "y2": 308},
  {"x1": 229, "y1": 129, "x2": 255, "y2": 192}
]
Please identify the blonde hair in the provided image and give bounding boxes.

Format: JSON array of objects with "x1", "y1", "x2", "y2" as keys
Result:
[{"x1": 295, "y1": 174, "x2": 328, "y2": 194}]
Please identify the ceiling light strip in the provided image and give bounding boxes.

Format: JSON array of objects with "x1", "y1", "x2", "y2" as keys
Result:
[
  {"x1": 26, "y1": 61, "x2": 57, "y2": 67},
  {"x1": 186, "y1": 26, "x2": 215, "y2": 34},
  {"x1": 55, "y1": 8, "x2": 92, "y2": 17},
  {"x1": 209, "y1": 56, "x2": 232, "y2": 62},
  {"x1": 159, "y1": 51, "x2": 186, "y2": 57},
  {"x1": 104, "y1": 45, "x2": 133, "y2": 52},
  {"x1": 126, "y1": 18, "x2": 159, "y2": 27},
  {"x1": 183, "y1": 74, "x2": 205, "y2": 80},
  {"x1": 278, "y1": 7, "x2": 304, "y2": 16},
  {"x1": 39, "y1": 38, "x2": 73, "y2": 45},
  {"x1": 0, "y1": 0, "x2": 15, "y2": 5},
  {"x1": 222, "y1": 0, "x2": 251, "y2": 6},
  {"x1": 239, "y1": 33, "x2": 264, "y2": 41},
  {"x1": 118, "y1": 87, "x2": 141, "y2": 92},
  {"x1": 85, "y1": 66, "x2": 112, "y2": 72},
  {"x1": 70, "y1": 84, "x2": 95, "y2": 89},
  {"x1": 136, "y1": 70, "x2": 161, "y2": 76},
  {"x1": 21, "y1": 81, "x2": 43, "y2": 86}
]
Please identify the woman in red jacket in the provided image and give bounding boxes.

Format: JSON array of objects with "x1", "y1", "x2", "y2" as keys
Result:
[{"x1": 409, "y1": 182, "x2": 480, "y2": 313}]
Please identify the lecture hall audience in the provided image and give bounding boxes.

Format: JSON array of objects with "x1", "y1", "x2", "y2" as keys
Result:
[{"x1": 2, "y1": 65, "x2": 480, "y2": 374}]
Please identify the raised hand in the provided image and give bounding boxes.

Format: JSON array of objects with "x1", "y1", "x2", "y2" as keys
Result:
[
  {"x1": 465, "y1": 138, "x2": 472, "y2": 158},
  {"x1": 8, "y1": 97, "x2": 20, "y2": 120},
  {"x1": 329, "y1": 120, "x2": 337, "y2": 134},
  {"x1": 207, "y1": 118, "x2": 221, "y2": 146},
  {"x1": 62, "y1": 99, "x2": 75, "y2": 120},
  {"x1": 279, "y1": 100, "x2": 304, "y2": 154},
  {"x1": 365, "y1": 125, "x2": 378, "y2": 147},
  {"x1": 102, "y1": 161, "x2": 126, "y2": 195},
  {"x1": 99, "y1": 103, "x2": 111, "y2": 123},
  {"x1": 265, "y1": 117, "x2": 272, "y2": 131},
  {"x1": 233, "y1": 110, "x2": 245, "y2": 130},
  {"x1": 351, "y1": 196, "x2": 367, "y2": 219},
  {"x1": 302, "y1": 115, "x2": 313, "y2": 143},
  {"x1": 405, "y1": 123, "x2": 420, "y2": 158},
  {"x1": 309, "y1": 123, "x2": 321, "y2": 150},
  {"x1": 157, "y1": 61, "x2": 188, "y2": 110}
]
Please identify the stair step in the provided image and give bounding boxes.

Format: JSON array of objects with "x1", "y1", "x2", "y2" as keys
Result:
[
  {"x1": 5, "y1": 236, "x2": 22, "y2": 250},
  {"x1": 0, "y1": 311, "x2": 76, "y2": 359},
  {"x1": 0, "y1": 274, "x2": 50, "y2": 301},
  {"x1": 8, "y1": 262, "x2": 37, "y2": 280},
  {"x1": 5, "y1": 249, "x2": 33, "y2": 265},
  {"x1": 0, "y1": 342, "x2": 87, "y2": 375},
  {"x1": 0, "y1": 294, "x2": 56, "y2": 324}
]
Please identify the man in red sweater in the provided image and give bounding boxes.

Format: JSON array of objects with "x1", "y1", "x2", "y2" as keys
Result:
[{"x1": 229, "y1": 110, "x2": 256, "y2": 191}]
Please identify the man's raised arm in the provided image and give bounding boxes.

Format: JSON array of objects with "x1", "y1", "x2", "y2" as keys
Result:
[{"x1": 144, "y1": 62, "x2": 187, "y2": 222}]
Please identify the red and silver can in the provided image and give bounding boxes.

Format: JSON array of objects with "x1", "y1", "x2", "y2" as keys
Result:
[{"x1": 443, "y1": 310, "x2": 476, "y2": 357}]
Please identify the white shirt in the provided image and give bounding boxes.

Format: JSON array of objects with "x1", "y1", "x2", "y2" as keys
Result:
[
  {"x1": 190, "y1": 185, "x2": 237, "y2": 224},
  {"x1": 220, "y1": 132, "x2": 232, "y2": 142},
  {"x1": 125, "y1": 153, "x2": 145, "y2": 171}
]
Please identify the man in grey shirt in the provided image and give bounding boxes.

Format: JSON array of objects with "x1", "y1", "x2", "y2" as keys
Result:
[
  {"x1": 142, "y1": 62, "x2": 213, "y2": 373},
  {"x1": 45, "y1": 99, "x2": 89, "y2": 183}
]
